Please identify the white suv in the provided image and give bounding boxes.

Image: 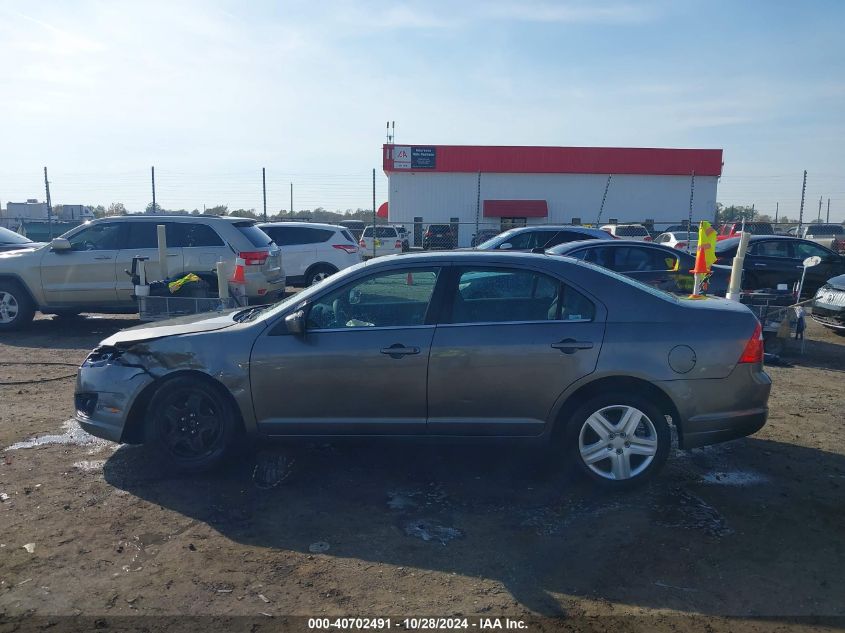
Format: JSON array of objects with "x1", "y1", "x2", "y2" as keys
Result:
[
  {"x1": 258, "y1": 222, "x2": 362, "y2": 286},
  {"x1": 359, "y1": 225, "x2": 404, "y2": 259}
]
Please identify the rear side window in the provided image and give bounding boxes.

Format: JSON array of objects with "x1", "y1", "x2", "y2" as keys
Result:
[
  {"x1": 806, "y1": 225, "x2": 843, "y2": 236},
  {"x1": 449, "y1": 267, "x2": 595, "y2": 324},
  {"x1": 340, "y1": 230, "x2": 355, "y2": 243},
  {"x1": 235, "y1": 222, "x2": 273, "y2": 247},
  {"x1": 172, "y1": 223, "x2": 224, "y2": 247},
  {"x1": 265, "y1": 226, "x2": 334, "y2": 246},
  {"x1": 751, "y1": 240, "x2": 793, "y2": 258},
  {"x1": 125, "y1": 222, "x2": 160, "y2": 249},
  {"x1": 612, "y1": 247, "x2": 677, "y2": 272}
]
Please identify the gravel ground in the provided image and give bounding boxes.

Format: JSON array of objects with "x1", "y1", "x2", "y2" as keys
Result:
[{"x1": 0, "y1": 312, "x2": 843, "y2": 632}]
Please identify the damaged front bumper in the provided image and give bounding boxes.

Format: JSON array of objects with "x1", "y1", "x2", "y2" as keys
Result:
[{"x1": 74, "y1": 348, "x2": 155, "y2": 443}]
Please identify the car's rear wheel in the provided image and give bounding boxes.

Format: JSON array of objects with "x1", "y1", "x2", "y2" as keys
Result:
[
  {"x1": 0, "y1": 281, "x2": 35, "y2": 331},
  {"x1": 306, "y1": 264, "x2": 337, "y2": 286},
  {"x1": 566, "y1": 394, "x2": 670, "y2": 489},
  {"x1": 145, "y1": 376, "x2": 240, "y2": 472}
]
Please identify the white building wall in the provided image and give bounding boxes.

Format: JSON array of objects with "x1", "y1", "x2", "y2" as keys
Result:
[{"x1": 388, "y1": 172, "x2": 718, "y2": 247}]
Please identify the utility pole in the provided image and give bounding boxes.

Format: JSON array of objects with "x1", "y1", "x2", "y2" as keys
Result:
[
  {"x1": 290, "y1": 182, "x2": 293, "y2": 217},
  {"x1": 817, "y1": 196, "x2": 823, "y2": 222},
  {"x1": 262, "y1": 167, "x2": 267, "y2": 221},
  {"x1": 827, "y1": 198, "x2": 830, "y2": 223},
  {"x1": 372, "y1": 168, "x2": 377, "y2": 259},
  {"x1": 797, "y1": 170, "x2": 807, "y2": 234},
  {"x1": 686, "y1": 171, "x2": 695, "y2": 247},
  {"x1": 475, "y1": 171, "x2": 481, "y2": 242},
  {"x1": 43, "y1": 167, "x2": 53, "y2": 239},
  {"x1": 151, "y1": 166, "x2": 156, "y2": 214},
  {"x1": 774, "y1": 202, "x2": 779, "y2": 224},
  {"x1": 595, "y1": 175, "x2": 612, "y2": 226}
]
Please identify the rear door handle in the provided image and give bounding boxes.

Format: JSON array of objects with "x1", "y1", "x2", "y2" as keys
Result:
[
  {"x1": 94, "y1": 256, "x2": 112, "y2": 260},
  {"x1": 380, "y1": 344, "x2": 420, "y2": 358},
  {"x1": 551, "y1": 339, "x2": 594, "y2": 354}
]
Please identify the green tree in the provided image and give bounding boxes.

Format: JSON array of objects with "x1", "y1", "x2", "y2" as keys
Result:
[
  {"x1": 145, "y1": 202, "x2": 162, "y2": 214},
  {"x1": 203, "y1": 205, "x2": 228, "y2": 216},
  {"x1": 107, "y1": 202, "x2": 127, "y2": 216},
  {"x1": 230, "y1": 208, "x2": 257, "y2": 218}
]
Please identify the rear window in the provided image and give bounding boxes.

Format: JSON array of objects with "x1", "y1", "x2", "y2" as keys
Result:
[
  {"x1": 235, "y1": 221, "x2": 273, "y2": 247},
  {"x1": 806, "y1": 224, "x2": 844, "y2": 235},
  {"x1": 173, "y1": 223, "x2": 224, "y2": 247},
  {"x1": 340, "y1": 230, "x2": 355, "y2": 243},
  {"x1": 613, "y1": 225, "x2": 649, "y2": 237},
  {"x1": 265, "y1": 226, "x2": 334, "y2": 246},
  {"x1": 363, "y1": 226, "x2": 398, "y2": 238}
]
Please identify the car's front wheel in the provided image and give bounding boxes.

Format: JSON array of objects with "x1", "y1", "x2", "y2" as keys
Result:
[
  {"x1": 0, "y1": 281, "x2": 35, "y2": 331},
  {"x1": 145, "y1": 376, "x2": 240, "y2": 472},
  {"x1": 567, "y1": 394, "x2": 670, "y2": 489}
]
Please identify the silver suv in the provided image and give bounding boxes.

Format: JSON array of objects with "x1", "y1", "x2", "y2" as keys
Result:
[{"x1": 0, "y1": 215, "x2": 284, "y2": 330}]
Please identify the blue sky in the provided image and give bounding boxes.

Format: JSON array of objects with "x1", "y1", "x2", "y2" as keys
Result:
[{"x1": 1, "y1": 0, "x2": 843, "y2": 220}]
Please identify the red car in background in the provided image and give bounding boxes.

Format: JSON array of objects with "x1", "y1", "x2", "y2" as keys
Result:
[{"x1": 717, "y1": 222, "x2": 774, "y2": 241}]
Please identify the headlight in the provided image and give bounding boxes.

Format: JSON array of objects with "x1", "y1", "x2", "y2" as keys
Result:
[{"x1": 83, "y1": 346, "x2": 125, "y2": 367}]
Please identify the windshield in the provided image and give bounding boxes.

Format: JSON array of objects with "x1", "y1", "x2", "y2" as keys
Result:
[
  {"x1": 477, "y1": 230, "x2": 518, "y2": 249},
  {"x1": 0, "y1": 227, "x2": 32, "y2": 244}
]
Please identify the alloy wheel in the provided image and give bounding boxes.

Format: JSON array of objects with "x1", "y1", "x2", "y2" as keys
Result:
[
  {"x1": 578, "y1": 404, "x2": 659, "y2": 480},
  {"x1": 311, "y1": 272, "x2": 330, "y2": 284},
  {"x1": 158, "y1": 390, "x2": 223, "y2": 459},
  {"x1": 0, "y1": 291, "x2": 20, "y2": 324}
]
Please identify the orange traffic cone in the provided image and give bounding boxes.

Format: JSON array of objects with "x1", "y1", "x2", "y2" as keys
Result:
[
  {"x1": 230, "y1": 257, "x2": 246, "y2": 284},
  {"x1": 690, "y1": 245, "x2": 708, "y2": 275}
]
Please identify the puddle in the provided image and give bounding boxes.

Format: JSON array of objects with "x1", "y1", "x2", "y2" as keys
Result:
[
  {"x1": 403, "y1": 519, "x2": 463, "y2": 545},
  {"x1": 701, "y1": 470, "x2": 768, "y2": 486},
  {"x1": 5, "y1": 420, "x2": 112, "y2": 452}
]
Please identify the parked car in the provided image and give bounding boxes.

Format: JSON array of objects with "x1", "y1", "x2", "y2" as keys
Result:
[
  {"x1": 811, "y1": 274, "x2": 845, "y2": 334},
  {"x1": 547, "y1": 240, "x2": 730, "y2": 296},
  {"x1": 0, "y1": 227, "x2": 44, "y2": 252},
  {"x1": 717, "y1": 222, "x2": 774, "y2": 241},
  {"x1": 337, "y1": 220, "x2": 366, "y2": 242},
  {"x1": 359, "y1": 225, "x2": 404, "y2": 258},
  {"x1": 258, "y1": 222, "x2": 361, "y2": 286},
  {"x1": 714, "y1": 235, "x2": 845, "y2": 297},
  {"x1": 422, "y1": 224, "x2": 456, "y2": 250},
  {"x1": 653, "y1": 231, "x2": 698, "y2": 253},
  {"x1": 76, "y1": 251, "x2": 770, "y2": 488},
  {"x1": 0, "y1": 216, "x2": 285, "y2": 331},
  {"x1": 470, "y1": 229, "x2": 500, "y2": 247},
  {"x1": 476, "y1": 225, "x2": 613, "y2": 251},
  {"x1": 600, "y1": 224, "x2": 652, "y2": 241},
  {"x1": 799, "y1": 224, "x2": 845, "y2": 254}
]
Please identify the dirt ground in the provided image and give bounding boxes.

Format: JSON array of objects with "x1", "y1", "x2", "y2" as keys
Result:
[{"x1": 0, "y1": 312, "x2": 843, "y2": 632}]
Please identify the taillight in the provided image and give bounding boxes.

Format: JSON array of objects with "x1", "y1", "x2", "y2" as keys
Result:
[
  {"x1": 359, "y1": 239, "x2": 366, "y2": 247},
  {"x1": 424, "y1": 230, "x2": 432, "y2": 238},
  {"x1": 395, "y1": 240, "x2": 402, "y2": 249},
  {"x1": 239, "y1": 250, "x2": 268, "y2": 266},
  {"x1": 675, "y1": 242, "x2": 687, "y2": 250},
  {"x1": 738, "y1": 321, "x2": 764, "y2": 364},
  {"x1": 333, "y1": 244, "x2": 358, "y2": 254},
  {"x1": 643, "y1": 236, "x2": 653, "y2": 242}
]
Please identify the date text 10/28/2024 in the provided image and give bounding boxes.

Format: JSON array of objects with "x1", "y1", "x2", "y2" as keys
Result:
[{"x1": 308, "y1": 618, "x2": 528, "y2": 630}]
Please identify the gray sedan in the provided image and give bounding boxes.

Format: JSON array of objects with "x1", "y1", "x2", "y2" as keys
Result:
[{"x1": 75, "y1": 251, "x2": 771, "y2": 488}]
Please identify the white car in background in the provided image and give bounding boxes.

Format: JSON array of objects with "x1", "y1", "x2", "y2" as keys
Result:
[
  {"x1": 359, "y1": 225, "x2": 404, "y2": 259},
  {"x1": 258, "y1": 222, "x2": 362, "y2": 286},
  {"x1": 600, "y1": 223, "x2": 652, "y2": 241},
  {"x1": 654, "y1": 231, "x2": 698, "y2": 253}
]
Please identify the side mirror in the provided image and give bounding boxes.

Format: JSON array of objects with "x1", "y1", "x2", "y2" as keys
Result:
[
  {"x1": 50, "y1": 238, "x2": 71, "y2": 252},
  {"x1": 498, "y1": 242, "x2": 513, "y2": 250},
  {"x1": 284, "y1": 309, "x2": 306, "y2": 335}
]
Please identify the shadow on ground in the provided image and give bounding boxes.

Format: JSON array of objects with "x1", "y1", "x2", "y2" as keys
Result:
[{"x1": 104, "y1": 436, "x2": 845, "y2": 617}]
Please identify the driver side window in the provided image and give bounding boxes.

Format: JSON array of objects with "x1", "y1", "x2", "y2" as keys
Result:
[
  {"x1": 306, "y1": 268, "x2": 439, "y2": 330},
  {"x1": 68, "y1": 223, "x2": 124, "y2": 251}
]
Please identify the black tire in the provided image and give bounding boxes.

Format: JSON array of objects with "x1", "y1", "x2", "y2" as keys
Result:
[
  {"x1": 306, "y1": 264, "x2": 337, "y2": 286},
  {"x1": 0, "y1": 281, "x2": 36, "y2": 332},
  {"x1": 144, "y1": 376, "x2": 240, "y2": 473},
  {"x1": 564, "y1": 393, "x2": 671, "y2": 490}
]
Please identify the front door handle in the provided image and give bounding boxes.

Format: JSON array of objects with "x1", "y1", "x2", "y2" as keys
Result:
[
  {"x1": 551, "y1": 339, "x2": 594, "y2": 354},
  {"x1": 94, "y1": 256, "x2": 112, "y2": 260},
  {"x1": 753, "y1": 263, "x2": 767, "y2": 267},
  {"x1": 380, "y1": 344, "x2": 420, "y2": 358}
]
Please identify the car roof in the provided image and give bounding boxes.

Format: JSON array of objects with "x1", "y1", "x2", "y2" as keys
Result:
[
  {"x1": 91, "y1": 214, "x2": 252, "y2": 224},
  {"x1": 258, "y1": 221, "x2": 341, "y2": 231},
  {"x1": 547, "y1": 238, "x2": 690, "y2": 256}
]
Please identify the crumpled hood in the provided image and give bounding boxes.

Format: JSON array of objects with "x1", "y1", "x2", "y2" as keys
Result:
[{"x1": 101, "y1": 309, "x2": 243, "y2": 347}]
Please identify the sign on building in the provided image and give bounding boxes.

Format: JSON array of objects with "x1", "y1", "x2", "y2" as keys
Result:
[{"x1": 393, "y1": 146, "x2": 436, "y2": 170}]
